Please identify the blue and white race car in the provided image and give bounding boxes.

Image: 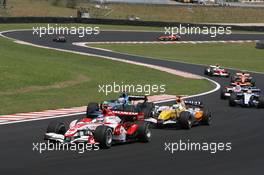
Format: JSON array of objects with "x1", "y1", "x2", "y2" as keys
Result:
[
  {"x1": 229, "y1": 90, "x2": 264, "y2": 108},
  {"x1": 221, "y1": 85, "x2": 261, "y2": 99}
]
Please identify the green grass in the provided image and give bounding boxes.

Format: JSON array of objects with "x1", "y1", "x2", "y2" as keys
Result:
[
  {"x1": 0, "y1": 31, "x2": 213, "y2": 115},
  {"x1": 1, "y1": 0, "x2": 264, "y2": 23},
  {"x1": 89, "y1": 43, "x2": 264, "y2": 73}
]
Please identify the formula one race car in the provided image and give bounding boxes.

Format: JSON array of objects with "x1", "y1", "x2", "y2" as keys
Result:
[
  {"x1": 231, "y1": 72, "x2": 255, "y2": 86},
  {"x1": 53, "y1": 36, "x2": 66, "y2": 42},
  {"x1": 229, "y1": 90, "x2": 264, "y2": 108},
  {"x1": 204, "y1": 65, "x2": 230, "y2": 77},
  {"x1": 157, "y1": 34, "x2": 181, "y2": 41},
  {"x1": 220, "y1": 85, "x2": 261, "y2": 99},
  {"x1": 44, "y1": 106, "x2": 151, "y2": 149},
  {"x1": 145, "y1": 100, "x2": 211, "y2": 129},
  {"x1": 97, "y1": 93, "x2": 154, "y2": 119}
]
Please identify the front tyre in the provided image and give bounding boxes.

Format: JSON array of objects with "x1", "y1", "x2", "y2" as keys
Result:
[
  {"x1": 47, "y1": 121, "x2": 67, "y2": 134},
  {"x1": 94, "y1": 125, "x2": 113, "y2": 149},
  {"x1": 229, "y1": 94, "x2": 237, "y2": 107},
  {"x1": 179, "y1": 111, "x2": 192, "y2": 129}
]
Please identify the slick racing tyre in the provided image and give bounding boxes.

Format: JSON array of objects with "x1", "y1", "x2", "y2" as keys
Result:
[
  {"x1": 250, "y1": 79, "x2": 256, "y2": 86},
  {"x1": 47, "y1": 121, "x2": 67, "y2": 134},
  {"x1": 94, "y1": 126, "x2": 113, "y2": 149},
  {"x1": 220, "y1": 88, "x2": 227, "y2": 99},
  {"x1": 137, "y1": 122, "x2": 151, "y2": 142},
  {"x1": 201, "y1": 109, "x2": 212, "y2": 125},
  {"x1": 229, "y1": 94, "x2": 237, "y2": 107},
  {"x1": 86, "y1": 102, "x2": 99, "y2": 117},
  {"x1": 179, "y1": 111, "x2": 192, "y2": 129},
  {"x1": 204, "y1": 69, "x2": 208, "y2": 75},
  {"x1": 257, "y1": 96, "x2": 264, "y2": 108},
  {"x1": 137, "y1": 102, "x2": 154, "y2": 118}
]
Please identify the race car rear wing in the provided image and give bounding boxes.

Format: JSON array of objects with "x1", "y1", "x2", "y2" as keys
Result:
[
  {"x1": 242, "y1": 87, "x2": 261, "y2": 92},
  {"x1": 184, "y1": 100, "x2": 203, "y2": 108},
  {"x1": 236, "y1": 73, "x2": 250, "y2": 76}
]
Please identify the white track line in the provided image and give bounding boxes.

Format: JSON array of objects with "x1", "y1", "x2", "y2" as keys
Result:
[{"x1": 81, "y1": 40, "x2": 258, "y2": 45}]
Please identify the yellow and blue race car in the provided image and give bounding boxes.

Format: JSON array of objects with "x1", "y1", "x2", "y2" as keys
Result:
[{"x1": 145, "y1": 100, "x2": 211, "y2": 129}]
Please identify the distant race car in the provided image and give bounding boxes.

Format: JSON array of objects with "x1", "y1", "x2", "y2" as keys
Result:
[
  {"x1": 231, "y1": 72, "x2": 255, "y2": 86},
  {"x1": 157, "y1": 34, "x2": 181, "y2": 41},
  {"x1": 98, "y1": 93, "x2": 154, "y2": 119},
  {"x1": 53, "y1": 36, "x2": 66, "y2": 42},
  {"x1": 45, "y1": 105, "x2": 151, "y2": 149},
  {"x1": 145, "y1": 101, "x2": 211, "y2": 129},
  {"x1": 229, "y1": 91, "x2": 264, "y2": 108},
  {"x1": 220, "y1": 85, "x2": 261, "y2": 99},
  {"x1": 204, "y1": 65, "x2": 230, "y2": 77}
]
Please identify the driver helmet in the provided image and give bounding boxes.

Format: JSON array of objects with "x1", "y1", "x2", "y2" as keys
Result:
[
  {"x1": 118, "y1": 97, "x2": 126, "y2": 104},
  {"x1": 247, "y1": 90, "x2": 252, "y2": 94},
  {"x1": 176, "y1": 97, "x2": 182, "y2": 104},
  {"x1": 101, "y1": 101, "x2": 108, "y2": 109}
]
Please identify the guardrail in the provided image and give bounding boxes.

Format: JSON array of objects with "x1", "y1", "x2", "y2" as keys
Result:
[{"x1": 0, "y1": 17, "x2": 263, "y2": 31}]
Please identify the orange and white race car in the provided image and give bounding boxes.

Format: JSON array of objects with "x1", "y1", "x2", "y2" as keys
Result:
[{"x1": 231, "y1": 72, "x2": 255, "y2": 86}]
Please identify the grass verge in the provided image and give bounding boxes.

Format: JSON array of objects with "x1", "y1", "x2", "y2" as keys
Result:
[
  {"x1": 0, "y1": 31, "x2": 213, "y2": 115},
  {"x1": 88, "y1": 43, "x2": 264, "y2": 73}
]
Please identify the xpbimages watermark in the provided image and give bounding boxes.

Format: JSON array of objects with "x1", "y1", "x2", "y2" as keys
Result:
[
  {"x1": 32, "y1": 141, "x2": 99, "y2": 154},
  {"x1": 32, "y1": 24, "x2": 100, "y2": 38},
  {"x1": 98, "y1": 82, "x2": 166, "y2": 96},
  {"x1": 164, "y1": 140, "x2": 232, "y2": 154},
  {"x1": 164, "y1": 24, "x2": 232, "y2": 38}
]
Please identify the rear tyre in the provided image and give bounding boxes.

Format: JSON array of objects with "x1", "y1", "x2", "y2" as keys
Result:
[
  {"x1": 201, "y1": 109, "x2": 212, "y2": 125},
  {"x1": 229, "y1": 94, "x2": 237, "y2": 107},
  {"x1": 47, "y1": 121, "x2": 67, "y2": 134},
  {"x1": 220, "y1": 88, "x2": 227, "y2": 99},
  {"x1": 86, "y1": 102, "x2": 99, "y2": 117},
  {"x1": 257, "y1": 96, "x2": 264, "y2": 108},
  {"x1": 137, "y1": 122, "x2": 151, "y2": 142},
  {"x1": 178, "y1": 111, "x2": 192, "y2": 129},
  {"x1": 94, "y1": 126, "x2": 113, "y2": 149},
  {"x1": 251, "y1": 80, "x2": 256, "y2": 86},
  {"x1": 204, "y1": 69, "x2": 208, "y2": 75},
  {"x1": 138, "y1": 102, "x2": 154, "y2": 118}
]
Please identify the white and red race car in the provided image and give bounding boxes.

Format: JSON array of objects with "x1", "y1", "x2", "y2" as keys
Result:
[
  {"x1": 204, "y1": 65, "x2": 230, "y2": 77},
  {"x1": 157, "y1": 34, "x2": 181, "y2": 41},
  {"x1": 44, "y1": 105, "x2": 151, "y2": 149}
]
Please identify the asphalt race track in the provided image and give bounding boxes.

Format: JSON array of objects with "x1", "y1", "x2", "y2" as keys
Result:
[{"x1": 1, "y1": 30, "x2": 264, "y2": 175}]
